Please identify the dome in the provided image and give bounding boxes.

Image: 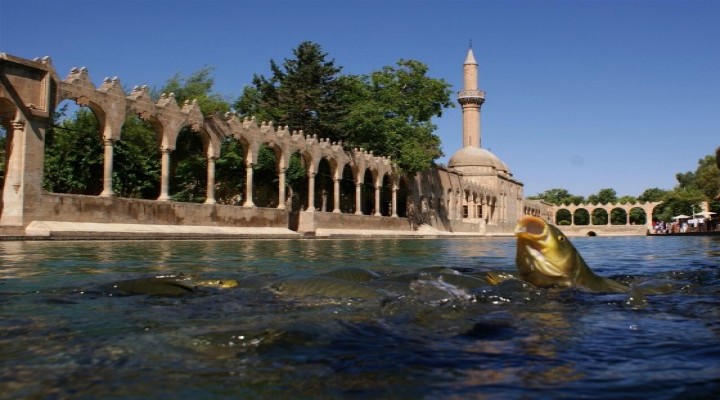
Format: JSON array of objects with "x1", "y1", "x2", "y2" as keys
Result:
[{"x1": 448, "y1": 146, "x2": 508, "y2": 172}]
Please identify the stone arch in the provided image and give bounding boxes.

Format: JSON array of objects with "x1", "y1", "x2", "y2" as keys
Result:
[
  {"x1": 573, "y1": 208, "x2": 590, "y2": 225},
  {"x1": 339, "y1": 163, "x2": 355, "y2": 213},
  {"x1": 591, "y1": 208, "x2": 608, "y2": 225},
  {"x1": 379, "y1": 172, "x2": 393, "y2": 217},
  {"x1": 555, "y1": 208, "x2": 572, "y2": 225},
  {"x1": 286, "y1": 150, "x2": 309, "y2": 212},
  {"x1": 315, "y1": 157, "x2": 334, "y2": 212},
  {"x1": 610, "y1": 207, "x2": 627, "y2": 225},
  {"x1": 396, "y1": 175, "x2": 409, "y2": 218},
  {"x1": 253, "y1": 142, "x2": 281, "y2": 208},
  {"x1": 42, "y1": 98, "x2": 104, "y2": 196},
  {"x1": 629, "y1": 206, "x2": 646, "y2": 225},
  {"x1": 361, "y1": 168, "x2": 376, "y2": 215}
]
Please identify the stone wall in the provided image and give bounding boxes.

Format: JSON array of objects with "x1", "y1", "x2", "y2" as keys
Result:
[{"x1": 33, "y1": 193, "x2": 289, "y2": 227}]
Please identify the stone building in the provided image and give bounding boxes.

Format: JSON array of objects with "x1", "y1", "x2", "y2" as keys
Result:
[
  {"x1": 0, "y1": 49, "x2": 549, "y2": 238},
  {"x1": 409, "y1": 48, "x2": 529, "y2": 234}
]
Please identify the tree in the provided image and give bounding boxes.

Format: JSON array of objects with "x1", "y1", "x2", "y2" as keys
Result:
[
  {"x1": 528, "y1": 188, "x2": 585, "y2": 206},
  {"x1": 666, "y1": 153, "x2": 720, "y2": 218},
  {"x1": 158, "y1": 68, "x2": 231, "y2": 202},
  {"x1": 340, "y1": 60, "x2": 453, "y2": 172},
  {"x1": 235, "y1": 41, "x2": 347, "y2": 141},
  {"x1": 236, "y1": 42, "x2": 454, "y2": 173},
  {"x1": 587, "y1": 188, "x2": 617, "y2": 205},
  {"x1": 160, "y1": 66, "x2": 230, "y2": 115},
  {"x1": 638, "y1": 188, "x2": 666, "y2": 202},
  {"x1": 44, "y1": 106, "x2": 104, "y2": 194}
]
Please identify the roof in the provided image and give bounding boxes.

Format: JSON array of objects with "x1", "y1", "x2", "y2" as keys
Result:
[{"x1": 448, "y1": 146, "x2": 509, "y2": 173}]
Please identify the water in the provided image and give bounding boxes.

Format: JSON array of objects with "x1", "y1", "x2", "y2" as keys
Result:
[{"x1": 1, "y1": 236, "x2": 718, "y2": 399}]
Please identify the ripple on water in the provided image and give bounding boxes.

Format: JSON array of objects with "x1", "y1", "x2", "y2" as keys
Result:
[{"x1": 0, "y1": 237, "x2": 718, "y2": 398}]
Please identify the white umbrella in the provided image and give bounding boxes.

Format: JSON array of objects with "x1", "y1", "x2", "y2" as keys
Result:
[
  {"x1": 693, "y1": 211, "x2": 717, "y2": 218},
  {"x1": 672, "y1": 215, "x2": 690, "y2": 220}
]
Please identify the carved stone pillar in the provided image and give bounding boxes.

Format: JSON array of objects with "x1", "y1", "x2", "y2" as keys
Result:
[
  {"x1": 244, "y1": 163, "x2": 255, "y2": 207},
  {"x1": 391, "y1": 185, "x2": 398, "y2": 217},
  {"x1": 333, "y1": 178, "x2": 341, "y2": 213},
  {"x1": 204, "y1": 156, "x2": 217, "y2": 205},
  {"x1": 306, "y1": 172, "x2": 316, "y2": 213},
  {"x1": 373, "y1": 185, "x2": 381, "y2": 216},
  {"x1": 355, "y1": 183, "x2": 363, "y2": 215},
  {"x1": 157, "y1": 148, "x2": 172, "y2": 201},
  {"x1": 277, "y1": 168, "x2": 286, "y2": 210},
  {"x1": 100, "y1": 139, "x2": 115, "y2": 197},
  {"x1": 9, "y1": 120, "x2": 25, "y2": 192}
]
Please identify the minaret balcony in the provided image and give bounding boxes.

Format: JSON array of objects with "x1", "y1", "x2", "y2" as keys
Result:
[{"x1": 457, "y1": 89, "x2": 486, "y2": 104}]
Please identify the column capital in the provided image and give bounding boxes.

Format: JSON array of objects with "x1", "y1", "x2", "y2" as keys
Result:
[{"x1": 11, "y1": 119, "x2": 26, "y2": 130}]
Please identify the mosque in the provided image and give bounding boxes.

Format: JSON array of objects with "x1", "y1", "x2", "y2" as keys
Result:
[
  {"x1": 406, "y1": 47, "x2": 548, "y2": 235},
  {"x1": 0, "y1": 49, "x2": 551, "y2": 238}
]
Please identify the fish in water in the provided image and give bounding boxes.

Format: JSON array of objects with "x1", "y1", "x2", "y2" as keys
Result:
[
  {"x1": 514, "y1": 216, "x2": 629, "y2": 293},
  {"x1": 101, "y1": 275, "x2": 238, "y2": 297}
]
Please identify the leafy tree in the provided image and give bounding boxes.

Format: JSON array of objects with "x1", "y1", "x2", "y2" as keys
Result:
[
  {"x1": 663, "y1": 154, "x2": 720, "y2": 219},
  {"x1": 214, "y1": 138, "x2": 246, "y2": 204},
  {"x1": 235, "y1": 41, "x2": 348, "y2": 141},
  {"x1": 158, "y1": 68, "x2": 231, "y2": 202},
  {"x1": 638, "y1": 188, "x2": 666, "y2": 202},
  {"x1": 112, "y1": 116, "x2": 161, "y2": 199},
  {"x1": 587, "y1": 188, "x2": 617, "y2": 205},
  {"x1": 339, "y1": 60, "x2": 453, "y2": 172},
  {"x1": 44, "y1": 106, "x2": 104, "y2": 194},
  {"x1": 236, "y1": 42, "x2": 453, "y2": 173},
  {"x1": 528, "y1": 188, "x2": 585, "y2": 206}
]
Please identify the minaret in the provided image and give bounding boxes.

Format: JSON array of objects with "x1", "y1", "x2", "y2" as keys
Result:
[{"x1": 458, "y1": 46, "x2": 486, "y2": 148}]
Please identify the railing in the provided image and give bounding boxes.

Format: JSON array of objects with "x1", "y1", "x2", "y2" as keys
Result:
[{"x1": 457, "y1": 89, "x2": 486, "y2": 99}]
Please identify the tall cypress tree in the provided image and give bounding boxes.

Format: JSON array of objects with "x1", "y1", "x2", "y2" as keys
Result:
[{"x1": 236, "y1": 41, "x2": 348, "y2": 141}]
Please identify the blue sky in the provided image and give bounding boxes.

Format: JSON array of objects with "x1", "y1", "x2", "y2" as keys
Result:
[{"x1": 2, "y1": 0, "x2": 718, "y2": 197}]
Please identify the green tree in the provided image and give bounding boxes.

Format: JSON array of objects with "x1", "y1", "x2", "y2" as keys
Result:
[
  {"x1": 44, "y1": 106, "x2": 104, "y2": 194},
  {"x1": 160, "y1": 66, "x2": 230, "y2": 115},
  {"x1": 236, "y1": 42, "x2": 454, "y2": 173},
  {"x1": 587, "y1": 188, "x2": 617, "y2": 205},
  {"x1": 638, "y1": 188, "x2": 666, "y2": 202},
  {"x1": 664, "y1": 154, "x2": 720, "y2": 218},
  {"x1": 235, "y1": 41, "x2": 348, "y2": 141},
  {"x1": 340, "y1": 60, "x2": 453, "y2": 172},
  {"x1": 529, "y1": 188, "x2": 585, "y2": 206},
  {"x1": 112, "y1": 116, "x2": 161, "y2": 199},
  {"x1": 157, "y1": 68, "x2": 231, "y2": 202}
]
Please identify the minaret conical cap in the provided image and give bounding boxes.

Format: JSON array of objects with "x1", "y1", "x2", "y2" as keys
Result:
[{"x1": 464, "y1": 48, "x2": 477, "y2": 65}]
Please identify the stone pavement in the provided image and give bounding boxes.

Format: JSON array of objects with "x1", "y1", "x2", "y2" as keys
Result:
[{"x1": 0, "y1": 221, "x2": 494, "y2": 240}]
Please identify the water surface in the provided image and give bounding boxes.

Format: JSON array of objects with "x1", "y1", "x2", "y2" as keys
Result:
[{"x1": 1, "y1": 236, "x2": 718, "y2": 399}]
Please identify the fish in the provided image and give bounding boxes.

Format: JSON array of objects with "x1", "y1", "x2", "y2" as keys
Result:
[{"x1": 514, "y1": 216, "x2": 629, "y2": 293}]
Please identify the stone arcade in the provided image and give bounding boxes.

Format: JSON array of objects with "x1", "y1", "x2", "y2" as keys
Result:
[{"x1": 0, "y1": 50, "x2": 654, "y2": 238}]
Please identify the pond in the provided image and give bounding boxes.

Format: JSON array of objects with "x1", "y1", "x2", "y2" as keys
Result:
[{"x1": 1, "y1": 236, "x2": 719, "y2": 399}]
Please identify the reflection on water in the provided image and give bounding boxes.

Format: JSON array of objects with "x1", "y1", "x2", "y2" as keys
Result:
[{"x1": 0, "y1": 236, "x2": 719, "y2": 399}]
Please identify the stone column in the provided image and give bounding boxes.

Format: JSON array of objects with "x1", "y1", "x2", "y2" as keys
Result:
[
  {"x1": 157, "y1": 148, "x2": 172, "y2": 201},
  {"x1": 244, "y1": 163, "x2": 255, "y2": 207},
  {"x1": 100, "y1": 139, "x2": 115, "y2": 197},
  {"x1": 333, "y1": 178, "x2": 341, "y2": 213},
  {"x1": 374, "y1": 185, "x2": 381, "y2": 216},
  {"x1": 457, "y1": 192, "x2": 464, "y2": 220},
  {"x1": 306, "y1": 172, "x2": 316, "y2": 212},
  {"x1": 277, "y1": 168, "x2": 286, "y2": 210},
  {"x1": 204, "y1": 156, "x2": 217, "y2": 205},
  {"x1": 8, "y1": 120, "x2": 25, "y2": 191},
  {"x1": 391, "y1": 185, "x2": 398, "y2": 217},
  {"x1": 355, "y1": 183, "x2": 363, "y2": 215}
]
